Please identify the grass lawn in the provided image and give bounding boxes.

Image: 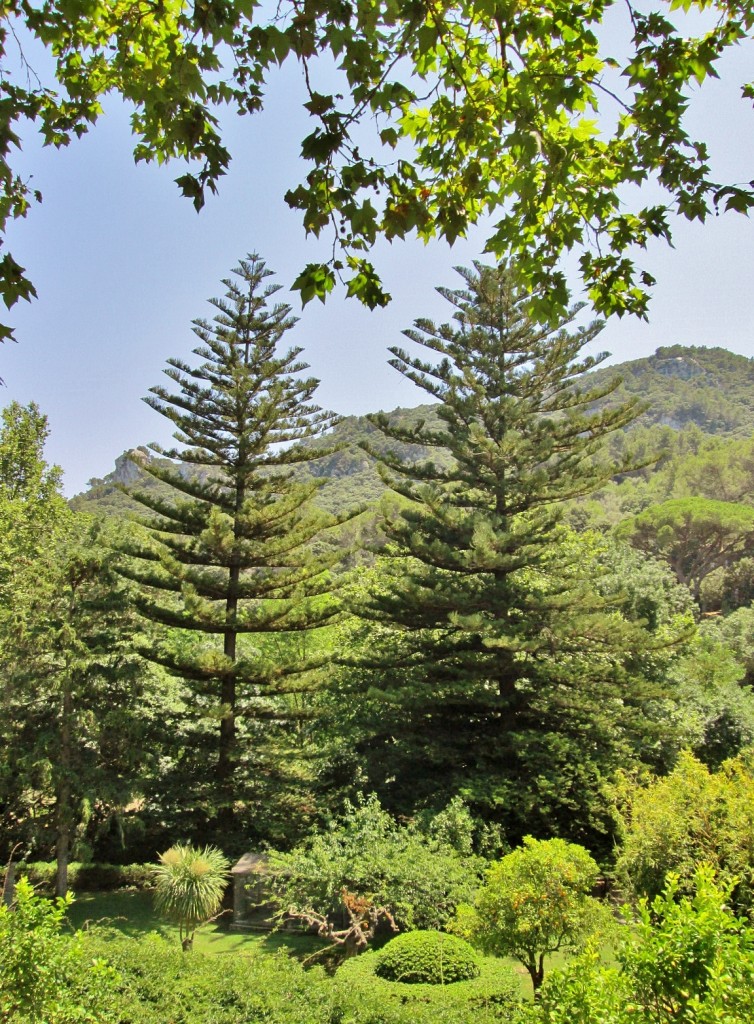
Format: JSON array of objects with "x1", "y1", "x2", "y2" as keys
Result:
[{"x1": 64, "y1": 889, "x2": 325, "y2": 958}]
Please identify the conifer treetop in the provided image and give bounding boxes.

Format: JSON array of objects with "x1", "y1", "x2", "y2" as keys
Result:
[{"x1": 370, "y1": 261, "x2": 645, "y2": 519}]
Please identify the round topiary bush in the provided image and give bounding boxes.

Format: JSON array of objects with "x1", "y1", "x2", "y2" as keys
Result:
[
  {"x1": 375, "y1": 930, "x2": 481, "y2": 984},
  {"x1": 334, "y1": 947, "x2": 522, "y2": 1024}
]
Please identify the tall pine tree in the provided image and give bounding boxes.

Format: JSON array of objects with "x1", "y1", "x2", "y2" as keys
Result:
[
  {"x1": 350, "y1": 262, "x2": 658, "y2": 849},
  {"x1": 119, "y1": 255, "x2": 342, "y2": 838}
]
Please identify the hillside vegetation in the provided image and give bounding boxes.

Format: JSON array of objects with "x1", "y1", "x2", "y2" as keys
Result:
[{"x1": 71, "y1": 345, "x2": 754, "y2": 520}]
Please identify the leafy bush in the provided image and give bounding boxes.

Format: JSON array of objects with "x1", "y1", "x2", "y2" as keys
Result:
[
  {"x1": 614, "y1": 749, "x2": 754, "y2": 911},
  {"x1": 81, "y1": 928, "x2": 334, "y2": 1024},
  {"x1": 537, "y1": 867, "x2": 754, "y2": 1024},
  {"x1": 375, "y1": 930, "x2": 480, "y2": 984},
  {"x1": 333, "y1": 947, "x2": 524, "y2": 1024},
  {"x1": 270, "y1": 794, "x2": 481, "y2": 954},
  {"x1": 0, "y1": 878, "x2": 120, "y2": 1023}
]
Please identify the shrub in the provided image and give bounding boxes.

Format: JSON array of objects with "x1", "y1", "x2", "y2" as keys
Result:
[
  {"x1": 0, "y1": 878, "x2": 120, "y2": 1023},
  {"x1": 81, "y1": 929, "x2": 333, "y2": 1024},
  {"x1": 333, "y1": 947, "x2": 524, "y2": 1024},
  {"x1": 537, "y1": 867, "x2": 754, "y2": 1024},
  {"x1": 614, "y1": 749, "x2": 754, "y2": 912},
  {"x1": 375, "y1": 930, "x2": 480, "y2": 984},
  {"x1": 620, "y1": 867, "x2": 754, "y2": 1023},
  {"x1": 2, "y1": 861, "x2": 156, "y2": 892},
  {"x1": 270, "y1": 794, "x2": 481, "y2": 954}
]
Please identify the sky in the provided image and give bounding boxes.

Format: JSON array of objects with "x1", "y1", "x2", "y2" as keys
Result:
[{"x1": 2, "y1": 26, "x2": 754, "y2": 496}]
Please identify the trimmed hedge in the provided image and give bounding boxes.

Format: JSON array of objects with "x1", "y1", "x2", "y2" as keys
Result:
[
  {"x1": 375, "y1": 930, "x2": 480, "y2": 984},
  {"x1": 332, "y1": 946, "x2": 525, "y2": 1024},
  {"x1": 80, "y1": 930, "x2": 334, "y2": 1024},
  {"x1": 3, "y1": 862, "x2": 154, "y2": 892}
]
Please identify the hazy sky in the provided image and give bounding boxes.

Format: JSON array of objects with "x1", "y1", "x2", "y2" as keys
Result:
[{"x1": 2, "y1": 32, "x2": 754, "y2": 496}]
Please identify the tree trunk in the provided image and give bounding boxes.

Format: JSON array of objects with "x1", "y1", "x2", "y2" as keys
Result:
[
  {"x1": 217, "y1": 476, "x2": 244, "y2": 823},
  {"x1": 55, "y1": 676, "x2": 72, "y2": 898},
  {"x1": 2, "y1": 862, "x2": 16, "y2": 908},
  {"x1": 527, "y1": 956, "x2": 545, "y2": 995}
]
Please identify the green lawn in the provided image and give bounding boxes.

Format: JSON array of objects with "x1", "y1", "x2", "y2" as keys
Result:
[{"x1": 65, "y1": 889, "x2": 325, "y2": 958}]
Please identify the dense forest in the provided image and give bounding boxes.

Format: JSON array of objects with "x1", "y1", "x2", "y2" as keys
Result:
[{"x1": 3, "y1": 259, "x2": 754, "y2": 1024}]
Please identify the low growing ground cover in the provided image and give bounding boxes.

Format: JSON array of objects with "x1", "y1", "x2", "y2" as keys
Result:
[{"x1": 74, "y1": 928, "x2": 528, "y2": 1024}]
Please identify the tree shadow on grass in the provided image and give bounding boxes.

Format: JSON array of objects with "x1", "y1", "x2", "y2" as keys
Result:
[
  {"x1": 64, "y1": 890, "x2": 325, "y2": 958},
  {"x1": 65, "y1": 890, "x2": 173, "y2": 941}
]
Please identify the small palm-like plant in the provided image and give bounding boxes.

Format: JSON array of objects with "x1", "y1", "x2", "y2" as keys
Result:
[{"x1": 153, "y1": 843, "x2": 230, "y2": 950}]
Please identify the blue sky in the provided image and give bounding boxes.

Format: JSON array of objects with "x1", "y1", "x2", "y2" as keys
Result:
[{"x1": 2, "y1": 35, "x2": 754, "y2": 496}]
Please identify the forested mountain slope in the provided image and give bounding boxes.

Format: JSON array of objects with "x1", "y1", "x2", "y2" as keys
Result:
[
  {"x1": 72, "y1": 345, "x2": 754, "y2": 517},
  {"x1": 592, "y1": 345, "x2": 754, "y2": 436}
]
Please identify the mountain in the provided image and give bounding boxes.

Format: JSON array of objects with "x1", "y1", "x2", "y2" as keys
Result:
[
  {"x1": 71, "y1": 345, "x2": 754, "y2": 517},
  {"x1": 70, "y1": 404, "x2": 445, "y2": 518},
  {"x1": 592, "y1": 345, "x2": 754, "y2": 435}
]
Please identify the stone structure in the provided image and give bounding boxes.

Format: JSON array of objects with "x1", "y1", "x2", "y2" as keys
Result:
[{"x1": 230, "y1": 852, "x2": 278, "y2": 931}]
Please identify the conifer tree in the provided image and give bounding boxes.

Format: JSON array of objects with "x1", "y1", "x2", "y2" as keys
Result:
[
  {"x1": 7, "y1": 520, "x2": 150, "y2": 896},
  {"x1": 0, "y1": 411, "x2": 151, "y2": 894},
  {"x1": 351, "y1": 262, "x2": 657, "y2": 848},
  {"x1": 119, "y1": 255, "x2": 341, "y2": 835}
]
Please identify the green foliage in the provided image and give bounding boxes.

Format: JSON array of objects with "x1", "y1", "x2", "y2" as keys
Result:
[
  {"x1": 0, "y1": 400, "x2": 65, "y2": 540},
  {"x1": 375, "y1": 930, "x2": 480, "y2": 984},
  {"x1": 0, "y1": 401, "x2": 68, "y2": 613},
  {"x1": 614, "y1": 750, "x2": 754, "y2": 912},
  {"x1": 621, "y1": 869, "x2": 754, "y2": 1024},
  {"x1": 420, "y1": 796, "x2": 476, "y2": 859},
  {"x1": 0, "y1": 877, "x2": 119, "y2": 1022},
  {"x1": 271, "y1": 794, "x2": 480, "y2": 952},
  {"x1": 1, "y1": 861, "x2": 156, "y2": 892},
  {"x1": 700, "y1": 605, "x2": 754, "y2": 686},
  {"x1": 617, "y1": 498, "x2": 754, "y2": 601},
  {"x1": 153, "y1": 842, "x2": 229, "y2": 949},
  {"x1": 593, "y1": 541, "x2": 695, "y2": 632},
  {"x1": 119, "y1": 254, "x2": 345, "y2": 840},
  {"x1": 538, "y1": 868, "x2": 754, "y2": 1024},
  {"x1": 81, "y1": 928, "x2": 334, "y2": 1024},
  {"x1": 535, "y1": 943, "x2": 624, "y2": 1024},
  {"x1": 5, "y1": 1, "x2": 754, "y2": 325},
  {"x1": 717, "y1": 558, "x2": 754, "y2": 613},
  {"x1": 333, "y1": 947, "x2": 523, "y2": 1024},
  {"x1": 454, "y1": 837, "x2": 610, "y2": 993},
  {"x1": 660, "y1": 634, "x2": 754, "y2": 767}
]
